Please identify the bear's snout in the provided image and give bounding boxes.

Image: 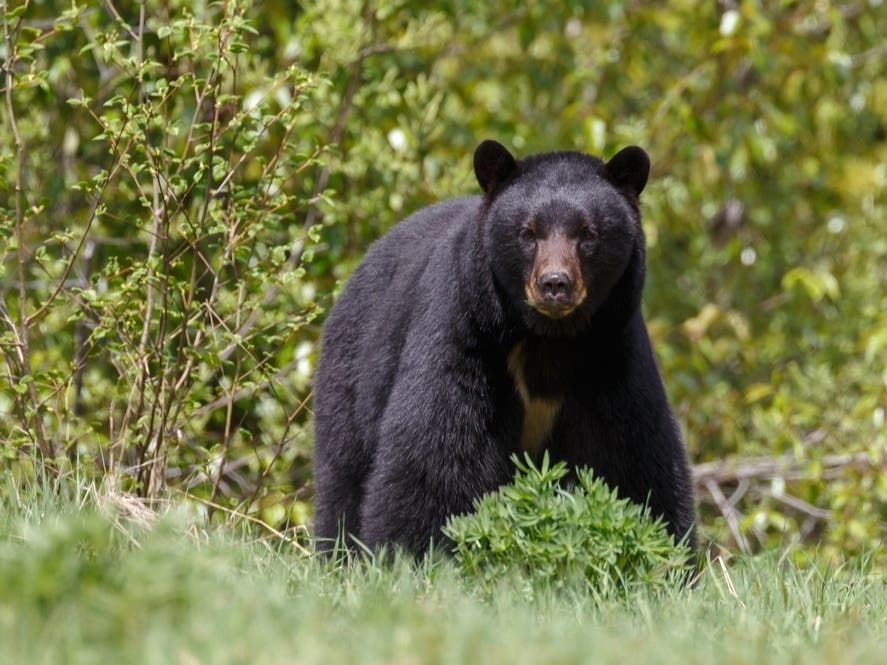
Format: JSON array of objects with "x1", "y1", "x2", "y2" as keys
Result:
[
  {"x1": 537, "y1": 272, "x2": 573, "y2": 302},
  {"x1": 526, "y1": 233, "x2": 586, "y2": 318}
]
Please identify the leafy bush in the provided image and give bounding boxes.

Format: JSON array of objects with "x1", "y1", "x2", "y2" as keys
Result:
[
  {"x1": 444, "y1": 455, "x2": 692, "y2": 597},
  {"x1": 0, "y1": 0, "x2": 323, "y2": 528}
]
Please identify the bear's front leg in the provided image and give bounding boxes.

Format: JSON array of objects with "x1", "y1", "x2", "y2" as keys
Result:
[{"x1": 357, "y1": 368, "x2": 513, "y2": 555}]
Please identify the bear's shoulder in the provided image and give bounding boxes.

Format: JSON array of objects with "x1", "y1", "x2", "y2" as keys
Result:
[{"x1": 374, "y1": 196, "x2": 480, "y2": 249}]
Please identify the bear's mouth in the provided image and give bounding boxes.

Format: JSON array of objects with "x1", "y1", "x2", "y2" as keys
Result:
[
  {"x1": 524, "y1": 283, "x2": 587, "y2": 320},
  {"x1": 529, "y1": 301, "x2": 578, "y2": 319}
]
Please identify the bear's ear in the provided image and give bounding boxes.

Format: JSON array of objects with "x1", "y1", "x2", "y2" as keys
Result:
[
  {"x1": 474, "y1": 140, "x2": 518, "y2": 194},
  {"x1": 603, "y1": 146, "x2": 650, "y2": 198}
]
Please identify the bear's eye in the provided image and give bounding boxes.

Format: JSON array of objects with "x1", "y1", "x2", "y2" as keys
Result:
[
  {"x1": 518, "y1": 227, "x2": 536, "y2": 243},
  {"x1": 579, "y1": 227, "x2": 598, "y2": 248}
]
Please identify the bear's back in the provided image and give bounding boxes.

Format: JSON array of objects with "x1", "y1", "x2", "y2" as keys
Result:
[
  {"x1": 326, "y1": 196, "x2": 479, "y2": 335},
  {"x1": 360, "y1": 196, "x2": 479, "y2": 280},
  {"x1": 314, "y1": 196, "x2": 482, "y2": 450}
]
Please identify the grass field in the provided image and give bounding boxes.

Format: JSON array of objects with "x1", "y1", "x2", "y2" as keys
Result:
[{"x1": 1, "y1": 486, "x2": 885, "y2": 665}]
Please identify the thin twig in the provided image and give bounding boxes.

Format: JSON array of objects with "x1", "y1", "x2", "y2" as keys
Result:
[
  {"x1": 762, "y1": 490, "x2": 831, "y2": 520},
  {"x1": 182, "y1": 491, "x2": 311, "y2": 556},
  {"x1": 704, "y1": 478, "x2": 751, "y2": 554}
]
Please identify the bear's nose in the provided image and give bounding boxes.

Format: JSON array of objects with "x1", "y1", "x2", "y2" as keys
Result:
[{"x1": 537, "y1": 272, "x2": 573, "y2": 301}]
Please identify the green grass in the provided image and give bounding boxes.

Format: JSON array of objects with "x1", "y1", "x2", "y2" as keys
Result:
[{"x1": 1, "y1": 485, "x2": 885, "y2": 665}]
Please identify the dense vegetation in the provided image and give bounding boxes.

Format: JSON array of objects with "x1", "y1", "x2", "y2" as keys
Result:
[
  {"x1": 1, "y1": 486, "x2": 886, "y2": 665},
  {"x1": 1, "y1": 0, "x2": 885, "y2": 562}
]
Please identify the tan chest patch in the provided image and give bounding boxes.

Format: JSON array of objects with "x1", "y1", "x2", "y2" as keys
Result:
[{"x1": 507, "y1": 343, "x2": 563, "y2": 455}]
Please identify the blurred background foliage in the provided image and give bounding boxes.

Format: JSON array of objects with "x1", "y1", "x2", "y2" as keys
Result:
[{"x1": 1, "y1": 0, "x2": 884, "y2": 561}]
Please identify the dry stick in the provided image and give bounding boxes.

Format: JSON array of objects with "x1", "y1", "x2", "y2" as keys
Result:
[
  {"x1": 716, "y1": 556, "x2": 745, "y2": 606},
  {"x1": 726, "y1": 477, "x2": 750, "y2": 506},
  {"x1": 148, "y1": 194, "x2": 177, "y2": 497},
  {"x1": 71, "y1": 239, "x2": 96, "y2": 423},
  {"x1": 692, "y1": 451, "x2": 882, "y2": 484},
  {"x1": 704, "y1": 478, "x2": 751, "y2": 554},
  {"x1": 183, "y1": 491, "x2": 311, "y2": 555},
  {"x1": 762, "y1": 490, "x2": 831, "y2": 520},
  {"x1": 693, "y1": 451, "x2": 885, "y2": 549},
  {"x1": 147, "y1": 165, "x2": 186, "y2": 492}
]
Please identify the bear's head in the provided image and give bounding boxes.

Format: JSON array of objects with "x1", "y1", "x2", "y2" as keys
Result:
[{"x1": 474, "y1": 140, "x2": 650, "y2": 338}]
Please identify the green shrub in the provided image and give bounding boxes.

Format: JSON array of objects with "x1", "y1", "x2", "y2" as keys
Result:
[
  {"x1": 444, "y1": 455, "x2": 693, "y2": 598},
  {"x1": 0, "y1": 0, "x2": 323, "y2": 527}
]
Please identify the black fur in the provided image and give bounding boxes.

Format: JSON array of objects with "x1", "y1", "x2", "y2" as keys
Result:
[{"x1": 312, "y1": 141, "x2": 696, "y2": 555}]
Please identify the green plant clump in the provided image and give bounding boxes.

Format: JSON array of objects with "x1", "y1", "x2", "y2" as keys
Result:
[{"x1": 445, "y1": 455, "x2": 692, "y2": 597}]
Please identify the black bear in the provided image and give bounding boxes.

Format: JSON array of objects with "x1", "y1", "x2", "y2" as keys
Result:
[{"x1": 313, "y1": 140, "x2": 696, "y2": 555}]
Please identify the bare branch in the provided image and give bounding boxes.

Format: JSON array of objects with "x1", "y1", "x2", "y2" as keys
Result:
[
  {"x1": 704, "y1": 478, "x2": 751, "y2": 554},
  {"x1": 692, "y1": 451, "x2": 883, "y2": 484},
  {"x1": 693, "y1": 451, "x2": 885, "y2": 549}
]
